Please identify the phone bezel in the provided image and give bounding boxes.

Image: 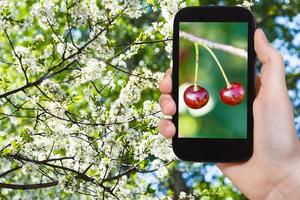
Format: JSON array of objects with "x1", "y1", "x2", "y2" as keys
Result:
[{"x1": 172, "y1": 6, "x2": 256, "y2": 162}]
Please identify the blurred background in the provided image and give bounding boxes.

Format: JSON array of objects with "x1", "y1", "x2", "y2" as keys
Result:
[
  {"x1": 162, "y1": 0, "x2": 300, "y2": 199},
  {"x1": 179, "y1": 22, "x2": 248, "y2": 138}
]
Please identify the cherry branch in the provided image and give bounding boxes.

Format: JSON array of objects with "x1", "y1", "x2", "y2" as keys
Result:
[
  {"x1": 0, "y1": 182, "x2": 58, "y2": 190},
  {"x1": 4, "y1": 29, "x2": 29, "y2": 83},
  {"x1": 179, "y1": 31, "x2": 247, "y2": 59},
  {"x1": 0, "y1": 59, "x2": 76, "y2": 99},
  {"x1": 0, "y1": 59, "x2": 17, "y2": 66},
  {"x1": 115, "y1": 38, "x2": 172, "y2": 46},
  {"x1": 0, "y1": 14, "x2": 119, "y2": 100},
  {"x1": 0, "y1": 166, "x2": 22, "y2": 178}
]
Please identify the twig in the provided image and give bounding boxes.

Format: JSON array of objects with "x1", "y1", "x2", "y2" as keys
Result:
[
  {"x1": 0, "y1": 182, "x2": 58, "y2": 190},
  {"x1": 4, "y1": 29, "x2": 29, "y2": 83},
  {"x1": 0, "y1": 60, "x2": 76, "y2": 99},
  {"x1": 0, "y1": 166, "x2": 22, "y2": 178},
  {"x1": 115, "y1": 38, "x2": 172, "y2": 46},
  {"x1": 0, "y1": 59, "x2": 17, "y2": 66},
  {"x1": 0, "y1": 14, "x2": 119, "y2": 99},
  {"x1": 179, "y1": 31, "x2": 247, "y2": 59}
]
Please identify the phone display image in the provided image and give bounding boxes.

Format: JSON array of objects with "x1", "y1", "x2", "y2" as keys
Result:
[{"x1": 179, "y1": 22, "x2": 248, "y2": 138}]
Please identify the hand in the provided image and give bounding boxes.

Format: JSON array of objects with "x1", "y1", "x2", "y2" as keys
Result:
[{"x1": 158, "y1": 28, "x2": 300, "y2": 200}]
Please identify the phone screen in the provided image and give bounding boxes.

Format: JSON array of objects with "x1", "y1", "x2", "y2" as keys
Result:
[{"x1": 179, "y1": 22, "x2": 248, "y2": 138}]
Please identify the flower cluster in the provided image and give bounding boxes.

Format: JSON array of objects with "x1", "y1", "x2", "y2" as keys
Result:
[{"x1": 0, "y1": 0, "x2": 183, "y2": 199}]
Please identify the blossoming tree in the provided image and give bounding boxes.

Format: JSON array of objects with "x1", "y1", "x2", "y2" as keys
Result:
[
  {"x1": 0, "y1": 0, "x2": 184, "y2": 198},
  {"x1": 0, "y1": 0, "x2": 299, "y2": 199}
]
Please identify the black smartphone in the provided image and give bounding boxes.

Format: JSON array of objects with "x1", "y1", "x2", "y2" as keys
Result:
[{"x1": 172, "y1": 6, "x2": 255, "y2": 162}]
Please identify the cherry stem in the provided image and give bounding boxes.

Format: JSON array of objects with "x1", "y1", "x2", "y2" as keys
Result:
[
  {"x1": 197, "y1": 42, "x2": 231, "y2": 88},
  {"x1": 193, "y1": 43, "x2": 199, "y2": 91}
]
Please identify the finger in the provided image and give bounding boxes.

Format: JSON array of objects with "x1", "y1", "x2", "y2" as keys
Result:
[
  {"x1": 159, "y1": 68, "x2": 172, "y2": 94},
  {"x1": 159, "y1": 94, "x2": 176, "y2": 115},
  {"x1": 254, "y1": 28, "x2": 286, "y2": 90},
  {"x1": 158, "y1": 119, "x2": 175, "y2": 139}
]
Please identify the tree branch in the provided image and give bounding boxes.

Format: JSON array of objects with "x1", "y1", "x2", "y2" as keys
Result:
[
  {"x1": 115, "y1": 38, "x2": 172, "y2": 46},
  {"x1": 0, "y1": 14, "x2": 119, "y2": 100},
  {"x1": 8, "y1": 154, "x2": 94, "y2": 182},
  {"x1": 0, "y1": 59, "x2": 17, "y2": 66},
  {"x1": 103, "y1": 60, "x2": 156, "y2": 81},
  {"x1": 0, "y1": 166, "x2": 22, "y2": 178},
  {"x1": 0, "y1": 60, "x2": 76, "y2": 99},
  {"x1": 0, "y1": 182, "x2": 58, "y2": 190},
  {"x1": 4, "y1": 29, "x2": 29, "y2": 83},
  {"x1": 179, "y1": 31, "x2": 247, "y2": 59}
]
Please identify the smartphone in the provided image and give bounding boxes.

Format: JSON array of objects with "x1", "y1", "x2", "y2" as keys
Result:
[{"x1": 172, "y1": 6, "x2": 255, "y2": 162}]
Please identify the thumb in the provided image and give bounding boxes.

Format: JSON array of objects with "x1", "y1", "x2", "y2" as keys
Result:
[{"x1": 254, "y1": 28, "x2": 287, "y2": 92}]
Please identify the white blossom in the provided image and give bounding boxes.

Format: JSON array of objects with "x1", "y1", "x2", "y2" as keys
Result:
[
  {"x1": 41, "y1": 79, "x2": 66, "y2": 100},
  {"x1": 0, "y1": 0, "x2": 185, "y2": 198},
  {"x1": 56, "y1": 43, "x2": 65, "y2": 55},
  {"x1": 35, "y1": 34, "x2": 45, "y2": 42},
  {"x1": 14, "y1": 46, "x2": 29, "y2": 56},
  {"x1": 238, "y1": 0, "x2": 254, "y2": 10},
  {"x1": 179, "y1": 191, "x2": 187, "y2": 199},
  {"x1": 156, "y1": 166, "x2": 168, "y2": 179},
  {"x1": 58, "y1": 176, "x2": 68, "y2": 189}
]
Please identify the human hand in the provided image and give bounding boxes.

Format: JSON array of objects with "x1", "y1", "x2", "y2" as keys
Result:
[{"x1": 158, "y1": 28, "x2": 300, "y2": 200}]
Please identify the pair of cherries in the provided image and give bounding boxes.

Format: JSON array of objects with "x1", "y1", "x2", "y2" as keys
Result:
[
  {"x1": 183, "y1": 82, "x2": 245, "y2": 109},
  {"x1": 183, "y1": 41, "x2": 245, "y2": 109}
]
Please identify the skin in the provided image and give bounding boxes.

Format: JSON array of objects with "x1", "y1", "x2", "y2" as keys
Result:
[{"x1": 158, "y1": 29, "x2": 300, "y2": 200}]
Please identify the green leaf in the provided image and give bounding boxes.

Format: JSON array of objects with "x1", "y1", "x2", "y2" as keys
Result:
[
  {"x1": 20, "y1": 128, "x2": 33, "y2": 143},
  {"x1": 146, "y1": 184, "x2": 156, "y2": 194}
]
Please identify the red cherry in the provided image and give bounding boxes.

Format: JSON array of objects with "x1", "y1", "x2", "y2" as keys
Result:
[
  {"x1": 219, "y1": 82, "x2": 245, "y2": 105},
  {"x1": 184, "y1": 85, "x2": 209, "y2": 109}
]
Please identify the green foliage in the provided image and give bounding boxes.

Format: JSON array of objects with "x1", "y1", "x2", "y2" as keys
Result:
[
  {"x1": 0, "y1": 0, "x2": 299, "y2": 199},
  {"x1": 0, "y1": 74, "x2": 10, "y2": 91}
]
